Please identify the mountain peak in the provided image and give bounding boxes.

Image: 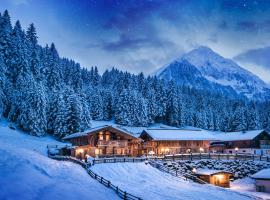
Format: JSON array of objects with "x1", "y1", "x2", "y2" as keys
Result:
[{"x1": 155, "y1": 46, "x2": 270, "y2": 101}]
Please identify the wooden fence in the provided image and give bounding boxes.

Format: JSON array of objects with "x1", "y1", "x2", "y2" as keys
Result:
[
  {"x1": 48, "y1": 154, "x2": 142, "y2": 200},
  {"x1": 155, "y1": 153, "x2": 270, "y2": 162},
  {"x1": 93, "y1": 157, "x2": 147, "y2": 164},
  {"x1": 91, "y1": 153, "x2": 270, "y2": 166}
]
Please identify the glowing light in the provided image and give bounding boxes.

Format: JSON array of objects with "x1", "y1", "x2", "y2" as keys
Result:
[
  {"x1": 161, "y1": 148, "x2": 165, "y2": 153},
  {"x1": 148, "y1": 151, "x2": 155, "y2": 155},
  {"x1": 77, "y1": 148, "x2": 84, "y2": 154},
  {"x1": 165, "y1": 148, "x2": 169, "y2": 153},
  {"x1": 235, "y1": 147, "x2": 239, "y2": 152},
  {"x1": 215, "y1": 174, "x2": 224, "y2": 181},
  {"x1": 95, "y1": 149, "x2": 100, "y2": 155},
  {"x1": 199, "y1": 147, "x2": 204, "y2": 152},
  {"x1": 192, "y1": 168, "x2": 197, "y2": 173}
]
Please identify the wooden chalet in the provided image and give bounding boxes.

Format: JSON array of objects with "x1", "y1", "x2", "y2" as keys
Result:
[
  {"x1": 251, "y1": 168, "x2": 270, "y2": 193},
  {"x1": 139, "y1": 128, "x2": 215, "y2": 155},
  {"x1": 63, "y1": 125, "x2": 142, "y2": 159},
  {"x1": 193, "y1": 169, "x2": 233, "y2": 188},
  {"x1": 210, "y1": 130, "x2": 270, "y2": 155}
]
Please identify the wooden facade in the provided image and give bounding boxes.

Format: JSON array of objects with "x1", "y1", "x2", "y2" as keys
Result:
[
  {"x1": 194, "y1": 170, "x2": 232, "y2": 188},
  {"x1": 140, "y1": 130, "x2": 211, "y2": 155},
  {"x1": 210, "y1": 130, "x2": 270, "y2": 154},
  {"x1": 64, "y1": 126, "x2": 141, "y2": 159}
]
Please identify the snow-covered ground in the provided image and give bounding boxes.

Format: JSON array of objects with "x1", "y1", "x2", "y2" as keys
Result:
[
  {"x1": 231, "y1": 178, "x2": 270, "y2": 200},
  {"x1": 0, "y1": 120, "x2": 119, "y2": 200},
  {"x1": 91, "y1": 162, "x2": 258, "y2": 200}
]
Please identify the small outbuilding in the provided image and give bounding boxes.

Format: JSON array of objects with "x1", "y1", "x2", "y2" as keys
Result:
[
  {"x1": 193, "y1": 169, "x2": 233, "y2": 188},
  {"x1": 251, "y1": 169, "x2": 270, "y2": 193}
]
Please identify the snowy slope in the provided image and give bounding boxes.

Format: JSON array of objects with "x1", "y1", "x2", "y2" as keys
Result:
[
  {"x1": 156, "y1": 46, "x2": 270, "y2": 101},
  {"x1": 0, "y1": 120, "x2": 119, "y2": 200},
  {"x1": 91, "y1": 163, "x2": 257, "y2": 200}
]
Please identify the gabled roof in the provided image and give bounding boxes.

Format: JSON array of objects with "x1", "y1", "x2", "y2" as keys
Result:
[
  {"x1": 251, "y1": 168, "x2": 270, "y2": 180},
  {"x1": 212, "y1": 130, "x2": 266, "y2": 141},
  {"x1": 63, "y1": 125, "x2": 140, "y2": 140},
  {"x1": 195, "y1": 169, "x2": 232, "y2": 176},
  {"x1": 141, "y1": 128, "x2": 215, "y2": 141}
]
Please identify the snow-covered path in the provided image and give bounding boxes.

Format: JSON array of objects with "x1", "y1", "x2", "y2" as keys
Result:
[
  {"x1": 91, "y1": 162, "x2": 258, "y2": 200},
  {"x1": 0, "y1": 120, "x2": 119, "y2": 200}
]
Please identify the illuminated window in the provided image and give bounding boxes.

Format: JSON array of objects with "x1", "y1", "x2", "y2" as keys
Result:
[
  {"x1": 99, "y1": 132, "x2": 103, "y2": 140},
  {"x1": 106, "y1": 133, "x2": 110, "y2": 141}
]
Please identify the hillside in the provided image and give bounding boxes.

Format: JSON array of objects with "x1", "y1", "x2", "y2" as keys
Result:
[
  {"x1": 91, "y1": 163, "x2": 256, "y2": 200},
  {"x1": 0, "y1": 120, "x2": 119, "y2": 200}
]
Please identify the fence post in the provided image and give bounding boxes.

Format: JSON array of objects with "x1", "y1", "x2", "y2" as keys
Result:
[
  {"x1": 199, "y1": 153, "x2": 202, "y2": 160},
  {"x1": 116, "y1": 186, "x2": 118, "y2": 194},
  {"x1": 173, "y1": 154, "x2": 175, "y2": 161},
  {"x1": 124, "y1": 191, "x2": 127, "y2": 200},
  {"x1": 227, "y1": 154, "x2": 229, "y2": 160},
  {"x1": 101, "y1": 177, "x2": 103, "y2": 183},
  {"x1": 124, "y1": 158, "x2": 126, "y2": 162},
  {"x1": 260, "y1": 155, "x2": 262, "y2": 161},
  {"x1": 95, "y1": 174, "x2": 97, "y2": 179},
  {"x1": 253, "y1": 154, "x2": 255, "y2": 161},
  {"x1": 133, "y1": 158, "x2": 135, "y2": 162},
  {"x1": 190, "y1": 153, "x2": 192, "y2": 161},
  {"x1": 108, "y1": 181, "x2": 110, "y2": 187},
  {"x1": 208, "y1": 153, "x2": 210, "y2": 159}
]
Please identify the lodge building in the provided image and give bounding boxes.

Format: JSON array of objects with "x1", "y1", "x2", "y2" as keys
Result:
[
  {"x1": 139, "y1": 128, "x2": 215, "y2": 155},
  {"x1": 63, "y1": 125, "x2": 142, "y2": 158},
  {"x1": 62, "y1": 124, "x2": 270, "y2": 158},
  {"x1": 210, "y1": 130, "x2": 270, "y2": 155}
]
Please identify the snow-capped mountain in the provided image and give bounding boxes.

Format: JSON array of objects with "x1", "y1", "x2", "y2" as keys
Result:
[{"x1": 155, "y1": 46, "x2": 270, "y2": 101}]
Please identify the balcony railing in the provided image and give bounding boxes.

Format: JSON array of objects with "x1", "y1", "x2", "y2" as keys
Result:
[{"x1": 98, "y1": 140, "x2": 128, "y2": 147}]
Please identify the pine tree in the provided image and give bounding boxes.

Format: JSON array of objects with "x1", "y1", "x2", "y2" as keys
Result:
[{"x1": 66, "y1": 94, "x2": 82, "y2": 134}]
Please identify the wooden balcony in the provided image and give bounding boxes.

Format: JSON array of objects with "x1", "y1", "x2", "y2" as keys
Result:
[{"x1": 97, "y1": 140, "x2": 128, "y2": 147}]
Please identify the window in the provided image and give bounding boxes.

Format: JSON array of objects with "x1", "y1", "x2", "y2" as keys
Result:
[
  {"x1": 99, "y1": 132, "x2": 103, "y2": 140},
  {"x1": 256, "y1": 185, "x2": 265, "y2": 192},
  {"x1": 106, "y1": 133, "x2": 110, "y2": 141}
]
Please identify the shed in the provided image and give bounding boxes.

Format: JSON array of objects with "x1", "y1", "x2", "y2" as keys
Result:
[
  {"x1": 251, "y1": 169, "x2": 270, "y2": 193},
  {"x1": 193, "y1": 169, "x2": 233, "y2": 188}
]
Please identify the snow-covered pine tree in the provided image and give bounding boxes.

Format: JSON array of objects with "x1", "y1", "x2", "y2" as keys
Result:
[
  {"x1": 26, "y1": 23, "x2": 41, "y2": 80},
  {"x1": 66, "y1": 94, "x2": 82, "y2": 134}
]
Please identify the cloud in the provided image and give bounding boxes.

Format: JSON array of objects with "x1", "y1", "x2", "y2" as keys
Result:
[
  {"x1": 9, "y1": 0, "x2": 29, "y2": 5},
  {"x1": 234, "y1": 47, "x2": 270, "y2": 71},
  {"x1": 101, "y1": 34, "x2": 175, "y2": 52}
]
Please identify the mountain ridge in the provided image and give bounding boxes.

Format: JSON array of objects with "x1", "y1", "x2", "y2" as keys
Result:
[{"x1": 155, "y1": 46, "x2": 270, "y2": 101}]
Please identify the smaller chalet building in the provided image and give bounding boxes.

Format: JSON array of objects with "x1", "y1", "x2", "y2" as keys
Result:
[
  {"x1": 63, "y1": 125, "x2": 141, "y2": 158},
  {"x1": 210, "y1": 130, "x2": 270, "y2": 155},
  {"x1": 251, "y1": 168, "x2": 270, "y2": 193},
  {"x1": 194, "y1": 169, "x2": 233, "y2": 188},
  {"x1": 139, "y1": 128, "x2": 215, "y2": 155}
]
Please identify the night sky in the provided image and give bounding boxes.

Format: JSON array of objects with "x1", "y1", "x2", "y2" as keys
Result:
[{"x1": 1, "y1": 0, "x2": 270, "y2": 82}]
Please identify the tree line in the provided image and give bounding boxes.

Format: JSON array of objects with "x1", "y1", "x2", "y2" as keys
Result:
[{"x1": 0, "y1": 10, "x2": 269, "y2": 137}]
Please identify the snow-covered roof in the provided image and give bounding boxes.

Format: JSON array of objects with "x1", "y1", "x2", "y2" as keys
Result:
[
  {"x1": 251, "y1": 169, "x2": 270, "y2": 180},
  {"x1": 62, "y1": 125, "x2": 138, "y2": 140},
  {"x1": 142, "y1": 129, "x2": 216, "y2": 141},
  {"x1": 212, "y1": 130, "x2": 266, "y2": 141},
  {"x1": 62, "y1": 125, "x2": 108, "y2": 140},
  {"x1": 195, "y1": 168, "x2": 232, "y2": 176}
]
